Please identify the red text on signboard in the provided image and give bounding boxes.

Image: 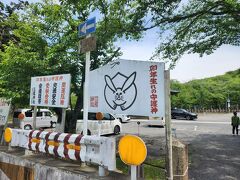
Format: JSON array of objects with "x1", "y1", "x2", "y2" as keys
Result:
[
  {"x1": 149, "y1": 65, "x2": 158, "y2": 114},
  {"x1": 60, "y1": 82, "x2": 66, "y2": 105},
  {"x1": 90, "y1": 96, "x2": 98, "y2": 108}
]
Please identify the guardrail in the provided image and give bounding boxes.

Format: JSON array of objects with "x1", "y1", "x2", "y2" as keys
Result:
[{"x1": 7, "y1": 128, "x2": 116, "y2": 171}]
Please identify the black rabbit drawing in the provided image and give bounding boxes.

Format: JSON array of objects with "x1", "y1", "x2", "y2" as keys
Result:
[{"x1": 104, "y1": 72, "x2": 137, "y2": 111}]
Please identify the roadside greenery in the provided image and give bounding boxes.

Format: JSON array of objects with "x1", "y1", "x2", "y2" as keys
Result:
[
  {"x1": 116, "y1": 157, "x2": 166, "y2": 180},
  {"x1": 171, "y1": 69, "x2": 240, "y2": 110},
  {"x1": 0, "y1": 0, "x2": 145, "y2": 132},
  {"x1": 150, "y1": 0, "x2": 240, "y2": 66}
]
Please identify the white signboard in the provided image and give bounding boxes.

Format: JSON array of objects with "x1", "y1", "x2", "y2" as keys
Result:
[
  {"x1": 88, "y1": 59, "x2": 165, "y2": 117},
  {"x1": 30, "y1": 74, "x2": 71, "y2": 108},
  {"x1": 0, "y1": 98, "x2": 11, "y2": 126}
]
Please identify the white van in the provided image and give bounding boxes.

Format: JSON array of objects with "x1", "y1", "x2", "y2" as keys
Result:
[
  {"x1": 76, "y1": 112, "x2": 122, "y2": 135},
  {"x1": 114, "y1": 114, "x2": 130, "y2": 123},
  {"x1": 13, "y1": 109, "x2": 57, "y2": 130},
  {"x1": 147, "y1": 117, "x2": 165, "y2": 127}
]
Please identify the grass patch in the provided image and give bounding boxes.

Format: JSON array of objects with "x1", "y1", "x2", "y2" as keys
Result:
[
  {"x1": 116, "y1": 157, "x2": 166, "y2": 179},
  {"x1": 144, "y1": 164, "x2": 166, "y2": 180},
  {"x1": 116, "y1": 157, "x2": 129, "y2": 174},
  {"x1": 145, "y1": 158, "x2": 165, "y2": 168}
]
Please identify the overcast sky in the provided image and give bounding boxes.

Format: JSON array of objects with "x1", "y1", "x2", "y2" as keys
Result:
[{"x1": 3, "y1": 0, "x2": 240, "y2": 82}]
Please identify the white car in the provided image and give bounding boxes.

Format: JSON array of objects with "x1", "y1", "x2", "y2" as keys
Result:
[
  {"x1": 114, "y1": 114, "x2": 131, "y2": 123},
  {"x1": 13, "y1": 109, "x2": 57, "y2": 130},
  {"x1": 147, "y1": 117, "x2": 165, "y2": 127},
  {"x1": 76, "y1": 112, "x2": 122, "y2": 135}
]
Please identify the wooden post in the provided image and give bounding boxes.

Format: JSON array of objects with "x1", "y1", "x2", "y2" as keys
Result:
[
  {"x1": 32, "y1": 106, "x2": 37, "y2": 130},
  {"x1": 165, "y1": 70, "x2": 173, "y2": 180}
]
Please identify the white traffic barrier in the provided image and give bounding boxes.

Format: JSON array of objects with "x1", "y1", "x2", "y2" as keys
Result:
[
  {"x1": 80, "y1": 135, "x2": 116, "y2": 171},
  {"x1": 6, "y1": 128, "x2": 116, "y2": 171}
]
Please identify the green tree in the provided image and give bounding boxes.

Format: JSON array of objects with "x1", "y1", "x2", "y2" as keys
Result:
[
  {"x1": 0, "y1": 1, "x2": 29, "y2": 51},
  {"x1": 151, "y1": 0, "x2": 240, "y2": 65},
  {"x1": 171, "y1": 69, "x2": 240, "y2": 110},
  {"x1": 0, "y1": 0, "x2": 146, "y2": 132},
  {"x1": 1, "y1": 0, "x2": 239, "y2": 131}
]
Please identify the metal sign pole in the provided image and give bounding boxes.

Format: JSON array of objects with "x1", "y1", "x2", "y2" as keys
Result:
[
  {"x1": 78, "y1": 17, "x2": 96, "y2": 136},
  {"x1": 60, "y1": 108, "x2": 66, "y2": 132},
  {"x1": 33, "y1": 106, "x2": 37, "y2": 130},
  {"x1": 131, "y1": 165, "x2": 137, "y2": 180},
  {"x1": 83, "y1": 34, "x2": 91, "y2": 135},
  {"x1": 164, "y1": 70, "x2": 173, "y2": 180}
]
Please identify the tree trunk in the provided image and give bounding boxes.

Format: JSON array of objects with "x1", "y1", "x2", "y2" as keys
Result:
[
  {"x1": 65, "y1": 78, "x2": 84, "y2": 133},
  {"x1": 52, "y1": 108, "x2": 62, "y2": 123}
]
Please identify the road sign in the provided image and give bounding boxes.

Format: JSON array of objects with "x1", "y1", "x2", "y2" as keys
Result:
[
  {"x1": 88, "y1": 59, "x2": 165, "y2": 117},
  {"x1": 119, "y1": 135, "x2": 147, "y2": 166},
  {"x1": 119, "y1": 135, "x2": 147, "y2": 180},
  {"x1": 78, "y1": 17, "x2": 96, "y2": 37},
  {"x1": 4, "y1": 128, "x2": 12, "y2": 143},
  {"x1": 78, "y1": 17, "x2": 97, "y2": 137},
  {"x1": 79, "y1": 36, "x2": 96, "y2": 53},
  {"x1": 30, "y1": 74, "x2": 71, "y2": 108}
]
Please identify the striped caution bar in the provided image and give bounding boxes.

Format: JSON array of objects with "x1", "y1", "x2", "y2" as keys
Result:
[
  {"x1": 4, "y1": 128, "x2": 116, "y2": 171},
  {"x1": 27, "y1": 130, "x2": 82, "y2": 160}
]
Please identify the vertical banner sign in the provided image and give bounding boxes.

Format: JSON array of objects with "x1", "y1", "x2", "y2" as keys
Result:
[
  {"x1": 30, "y1": 74, "x2": 71, "y2": 108},
  {"x1": 0, "y1": 99, "x2": 11, "y2": 126},
  {"x1": 88, "y1": 59, "x2": 165, "y2": 117}
]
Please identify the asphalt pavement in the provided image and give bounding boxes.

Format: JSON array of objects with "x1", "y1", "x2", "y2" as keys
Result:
[{"x1": 120, "y1": 113, "x2": 240, "y2": 180}]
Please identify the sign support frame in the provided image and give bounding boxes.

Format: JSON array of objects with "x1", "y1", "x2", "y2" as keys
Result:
[
  {"x1": 59, "y1": 108, "x2": 66, "y2": 132},
  {"x1": 83, "y1": 34, "x2": 91, "y2": 136},
  {"x1": 32, "y1": 106, "x2": 37, "y2": 130},
  {"x1": 131, "y1": 165, "x2": 137, "y2": 180},
  {"x1": 79, "y1": 17, "x2": 109, "y2": 177},
  {"x1": 164, "y1": 70, "x2": 173, "y2": 180}
]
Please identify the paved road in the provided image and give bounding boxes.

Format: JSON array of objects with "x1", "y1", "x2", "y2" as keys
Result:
[{"x1": 120, "y1": 113, "x2": 240, "y2": 180}]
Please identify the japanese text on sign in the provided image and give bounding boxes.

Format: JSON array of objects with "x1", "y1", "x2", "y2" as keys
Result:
[
  {"x1": 30, "y1": 74, "x2": 71, "y2": 108},
  {"x1": 149, "y1": 65, "x2": 158, "y2": 114},
  {"x1": 88, "y1": 59, "x2": 165, "y2": 117}
]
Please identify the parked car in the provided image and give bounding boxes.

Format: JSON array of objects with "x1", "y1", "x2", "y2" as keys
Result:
[
  {"x1": 114, "y1": 114, "x2": 131, "y2": 123},
  {"x1": 13, "y1": 109, "x2": 57, "y2": 130},
  {"x1": 171, "y1": 108, "x2": 197, "y2": 120},
  {"x1": 76, "y1": 112, "x2": 122, "y2": 135},
  {"x1": 147, "y1": 117, "x2": 165, "y2": 127}
]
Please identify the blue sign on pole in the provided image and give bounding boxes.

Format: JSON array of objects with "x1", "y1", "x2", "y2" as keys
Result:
[{"x1": 78, "y1": 17, "x2": 96, "y2": 37}]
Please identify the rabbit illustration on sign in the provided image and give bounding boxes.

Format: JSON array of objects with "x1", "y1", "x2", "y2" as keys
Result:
[{"x1": 104, "y1": 72, "x2": 137, "y2": 111}]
